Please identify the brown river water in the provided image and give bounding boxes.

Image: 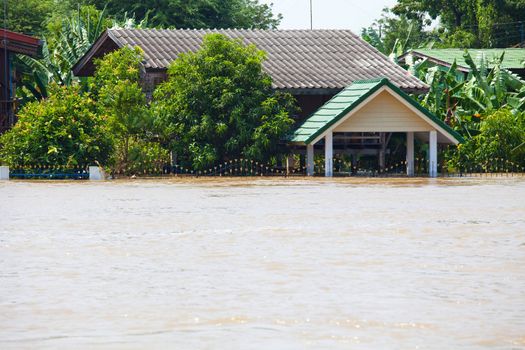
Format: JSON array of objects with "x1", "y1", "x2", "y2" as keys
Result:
[{"x1": 1, "y1": 177, "x2": 524, "y2": 349}]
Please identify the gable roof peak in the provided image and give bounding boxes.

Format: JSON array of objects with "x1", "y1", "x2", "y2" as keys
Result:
[{"x1": 291, "y1": 77, "x2": 463, "y2": 145}]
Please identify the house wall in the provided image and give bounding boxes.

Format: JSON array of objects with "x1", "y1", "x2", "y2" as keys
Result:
[
  {"x1": 294, "y1": 94, "x2": 334, "y2": 119},
  {"x1": 0, "y1": 49, "x2": 13, "y2": 133},
  {"x1": 142, "y1": 71, "x2": 168, "y2": 99},
  {"x1": 335, "y1": 90, "x2": 434, "y2": 133}
]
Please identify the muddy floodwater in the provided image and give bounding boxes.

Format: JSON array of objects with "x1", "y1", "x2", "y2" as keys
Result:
[{"x1": 1, "y1": 178, "x2": 524, "y2": 349}]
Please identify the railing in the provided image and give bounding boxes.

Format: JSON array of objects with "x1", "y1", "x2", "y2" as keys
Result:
[
  {"x1": 110, "y1": 157, "x2": 525, "y2": 178},
  {"x1": 5, "y1": 158, "x2": 524, "y2": 180},
  {"x1": 9, "y1": 165, "x2": 89, "y2": 179},
  {"x1": 118, "y1": 159, "x2": 303, "y2": 177},
  {"x1": 318, "y1": 158, "x2": 525, "y2": 177}
]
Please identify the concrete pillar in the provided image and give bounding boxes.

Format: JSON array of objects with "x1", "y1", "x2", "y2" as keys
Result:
[
  {"x1": 89, "y1": 166, "x2": 105, "y2": 181},
  {"x1": 286, "y1": 155, "x2": 295, "y2": 175},
  {"x1": 325, "y1": 132, "x2": 333, "y2": 177},
  {"x1": 306, "y1": 144, "x2": 314, "y2": 176},
  {"x1": 429, "y1": 130, "x2": 438, "y2": 178},
  {"x1": 0, "y1": 166, "x2": 9, "y2": 180},
  {"x1": 379, "y1": 132, "x2": 390, "y2": 171},
  {"x1": 379, "y1": 149, "x2": 385, "y2": 170},
  {"x1": 406, "y1": 132, "x2": 414, "y2": 176}
]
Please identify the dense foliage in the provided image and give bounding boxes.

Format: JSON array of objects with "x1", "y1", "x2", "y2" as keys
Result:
[
  {"x1": 91, "y1": 46, "x2": 159, "y2": 174},
  {"x1": 451, "y1": 109, "x2": 525, "y2": 170},
  {"x1": 14, "y1": 6, "x2": 111, "y2": 103},
  {"x1": 393, "y1": 0, "x2": 525, "y2": 48},
  {"x1": 363, "y1": 1, "x2": 525, "y2": 52},
  {"x1": 402, "y1": 50, "x2": 525, "y2": 167},
  {"x1": 362, "y1": 8, "x2": 434, "y2": 58},
  {"x1": 0, "y1": 85, "x2": 112, "y2": 166},
  {"x1": 153, "y1": 34, "x2": 296, "y2": 170},
  {"x1": 4, "y1": 0, "x2": 280, "y2": 36},
  {"x1": 406, "y1": 51, "x2": 525, "y2": 136},
  {"x1": 4, "y1": 0, "x2": 54, "y2": 35},
  {"x1": 84, "y1": 0, "x2": 281, "y2": 29}
]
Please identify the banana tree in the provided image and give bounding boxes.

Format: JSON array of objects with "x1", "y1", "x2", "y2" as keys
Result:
[
  {"x1": 13, "y1": 6, "x2": 109, "y2": 103},
  {"x1": 409, "y1": 49, "x2": 525, "y2": 137},
  {"x1": 461, "y1": 51, "x2": 524, "y2": 112}
]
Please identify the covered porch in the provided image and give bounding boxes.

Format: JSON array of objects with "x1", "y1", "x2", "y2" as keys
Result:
[{"x1": 291, "y1": 78, "x2": 463, "y2": 177}]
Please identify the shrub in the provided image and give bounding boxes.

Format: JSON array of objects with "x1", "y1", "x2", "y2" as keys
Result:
[
  {"x1": 0, "y1": 84, "x2": 112, "y2": 166},
  {"x1": 450, "y1": 109, "x2": 525, "y2": 171}
]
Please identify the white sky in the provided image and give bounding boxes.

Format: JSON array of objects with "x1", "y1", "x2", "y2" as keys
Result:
[{"x1": 261, "y1": 0, "x2": 397, "y2": 33}]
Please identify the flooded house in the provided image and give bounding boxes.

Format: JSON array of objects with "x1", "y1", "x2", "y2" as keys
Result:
[
  {"x1": 73, "y1": 29, "x2": 461, "y2": 177},
  {"x1": 0, "y1": 29, "x2": 41, "y2": 134}
]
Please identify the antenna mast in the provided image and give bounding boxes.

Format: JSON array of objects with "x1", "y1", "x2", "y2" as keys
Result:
[{"x1": 310, "y1": 0, "x2": 313, "y2": 30}]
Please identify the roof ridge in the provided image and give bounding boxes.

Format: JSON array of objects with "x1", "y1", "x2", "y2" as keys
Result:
[
  {"x1": 415, "y1": 47, "x2": 525, "y2": 51},
  {"x1": 351, "y1": 77, "x2": 388, "y2": 85},
  {"x1": 109, "y1": 28, "x2": 357, "y2": 33}
]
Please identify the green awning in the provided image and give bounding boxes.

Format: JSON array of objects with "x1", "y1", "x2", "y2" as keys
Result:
[{"x1": 290, "y1": 77, "x2": 464, "y2": 145}]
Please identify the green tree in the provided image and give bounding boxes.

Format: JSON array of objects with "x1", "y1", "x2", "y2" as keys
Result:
[
  {"x1": 14, "y1": 5, "x2": 111, "y2": 103},
  {"x1": 407, "y1": 50, "x2": 525, "y2": 137},
  {"x1": 392, "y1": 0, "x2": 525, "y2": 48},
  {"x1": 4, "y1": 0, "x2": 96, "y2": 35},
  {"x1": 451, "y1": 109, "x2": 525, "y2": 170},
  {"x1": 4, "y1": 0, "x2": 54, "y2": 35},
  {"x1": 153, "y1": 33, "x2": 296, "y2": 170},
  {"x1": 84, "y1": 0, "x2": 281, "y2": 29},
  {"x1": 91, "y1": 46, "x2": 161, "y2": 174},
  {"x1": 0, "y1": 84, "x2": 112, "y2": 166},
  {"x1": 362, "y1": 8, "x2": 434, "y2": 58}
]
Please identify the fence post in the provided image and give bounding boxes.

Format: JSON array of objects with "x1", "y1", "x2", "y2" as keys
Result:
[
  {"x1": 89, "y1": 166, "x2": 105, "y2": 181},
  {"x1": 0, "y1": 166, "x2": 9, "y2": 180}
]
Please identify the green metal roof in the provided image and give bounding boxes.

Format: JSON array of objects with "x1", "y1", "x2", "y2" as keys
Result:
[
  {"x1": 403, "y1": 48, "x2": 525, "y2": 70},
  {"x1": 290, "y1": 77, "x2": 464, "y2": 145}
]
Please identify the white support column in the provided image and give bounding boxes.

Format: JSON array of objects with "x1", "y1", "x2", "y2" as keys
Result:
[
  {"x1": 306, "y1": 144, "x2": 314, "y2": 176},
  {"x1": 379, "y1": 150, "x2": 385, "y2": 170},
  {"x1": 379, "y1": 132, "x2": 386, "y2": 171},
  {"x1": 406, "y1": 132, "x2": 414, "y2": 176},
  {"x1": 324, "y1": 131, "x2": 333, "y2": 177},
  {"x1": 429, "y1": 130, "x2": 438, "y2": 178},
  {"x1": 0, "y1": 166, "x2": 9, "y2": 180}
]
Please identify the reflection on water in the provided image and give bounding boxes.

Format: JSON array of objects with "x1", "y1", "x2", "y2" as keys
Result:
[{"x1": 1, "y1": 178, "x2": 524, "y2": 349}]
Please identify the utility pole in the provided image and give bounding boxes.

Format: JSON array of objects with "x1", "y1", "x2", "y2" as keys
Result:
[{"x1": 310, "y1": 0, "x2": 313, "y2": 30}]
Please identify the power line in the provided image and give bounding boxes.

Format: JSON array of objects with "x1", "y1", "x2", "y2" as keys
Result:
[{"x1": 459, "y1": 20, "x2": 525, "y2": 29}]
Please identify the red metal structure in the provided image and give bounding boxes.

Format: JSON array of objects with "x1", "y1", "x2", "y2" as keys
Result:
[{"x1": 1, "y1": 29, "x2": 41, "y2": 133}]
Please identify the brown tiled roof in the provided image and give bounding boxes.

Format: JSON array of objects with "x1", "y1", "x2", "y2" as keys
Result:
[{"x1": 74, "y1": 28, "x2": 428, "y2": 93}]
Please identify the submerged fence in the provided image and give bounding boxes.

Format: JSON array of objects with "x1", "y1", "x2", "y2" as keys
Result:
[
  {"x1": 118, "y1": 157, "x2": 525, "y2": 178},
  {"x1": 8, "y1": 165, "x2": 89, "y2": 179},
  {"x1": 3, "y1": 157, "x2": 525, "y2": 179}
]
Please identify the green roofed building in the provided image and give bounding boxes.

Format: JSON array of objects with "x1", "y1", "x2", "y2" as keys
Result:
[
  {"x1": 290, "y1": 78, "x2": 463, "y2": 178},
  {"x1": 398, "y1": 48, "x2": 525, "y2": 79}
]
